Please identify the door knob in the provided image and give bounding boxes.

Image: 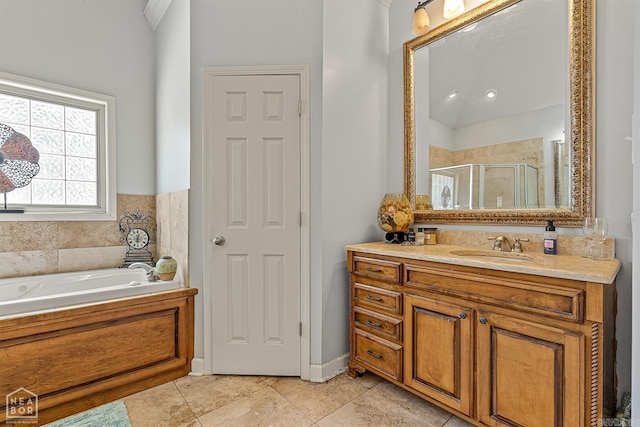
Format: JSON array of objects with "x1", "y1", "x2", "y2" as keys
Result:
[{"x1": 212, "y1": 235, "x2": 226, "y2": 246}]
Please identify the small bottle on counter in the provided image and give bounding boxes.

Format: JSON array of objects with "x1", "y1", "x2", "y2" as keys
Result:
[
  {"x1": 425, "y1": 227, "x2": 437, "y2": 245},
  {"x1": 407, "y1": 228, "x2": 416, "y2": 244},
  {"x1": 415, "y1": 228, "x2": 425, "y2": 245},
  {"x1": 543, "y1": 220, "x2": 557, "y2": 255}
]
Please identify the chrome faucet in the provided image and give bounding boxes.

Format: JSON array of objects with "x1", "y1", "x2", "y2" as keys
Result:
[
  {"x1": 128, "y1": 262, "x2": 159, "y2": 281},
  {"x1": 488, "y1": 235, "x2": 512, "y2": 252}
]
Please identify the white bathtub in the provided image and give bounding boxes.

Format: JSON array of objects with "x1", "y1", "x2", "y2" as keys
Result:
[{"x1": 0, "y1": 268, "x2": 183, "y2": 317}]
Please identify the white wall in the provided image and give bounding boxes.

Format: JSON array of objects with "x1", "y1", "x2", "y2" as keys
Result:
[
  {"x1": 389, "y1": 0, "x2": 634, "y2": 401},
  {"x1": 321, "y1": 0, "x2": 389, "y2": 362},
  {"x1": 188, "y1": 0, "x2": 324, "y2": 366},
  {"x1": 188, "y1": 0, "x2": 389, "y2": 368},
  {"x1": 596, "y1": 0, "x2": 634, "y2": 401},
  {"x1": 632, "y1": 0, "x2": 640, "y2": 415},
  {"x1": 0, "y1": 0, "x2": 156, "y2": 195},
  {"x1": 155, "y1": 0, "x2": 190, "y2": 194}
]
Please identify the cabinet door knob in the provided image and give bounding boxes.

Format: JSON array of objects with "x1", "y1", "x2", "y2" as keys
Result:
[
  {"x1": 479, "y1": 317, "x2": 487, "y2": 324},
  {"x1": 459, "y1": 312, "x2": 467, "y2": 319}
]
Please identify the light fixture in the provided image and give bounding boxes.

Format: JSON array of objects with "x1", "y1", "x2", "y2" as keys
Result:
[
  {"x1": 485, "y1": 89, "x2": 498, "y2": 99},
  {"x1": 412, "y1": 0, "x2": 466, "y2": 35},
  {"x1": 412, "y1": 0, "x2": 435, "y2": 36},
  {"x1": 448, "y1": 90, "x2": 458, "y2": 99},
  {"x1": 443, "y1": 0, "x2": 466, "y2": 19}
]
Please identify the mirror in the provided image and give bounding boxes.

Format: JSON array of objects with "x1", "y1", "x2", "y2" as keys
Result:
[{"x1": 404, "y1": 0, "x2": 594, "y2": 226}]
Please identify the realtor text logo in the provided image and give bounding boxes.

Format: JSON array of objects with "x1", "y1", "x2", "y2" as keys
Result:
[{"x1": 6, "y1": 387, "x2": 38, "y2": 424}]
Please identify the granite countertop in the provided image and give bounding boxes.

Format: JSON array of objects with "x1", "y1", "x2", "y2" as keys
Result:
[{"x1": 345, "y1": 242, "x2": 621, "y2": 284}]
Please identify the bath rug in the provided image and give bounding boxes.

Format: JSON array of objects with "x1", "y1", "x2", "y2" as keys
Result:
[{"x1": 43, "y1": 400, "x2": 132, "y2": 427}]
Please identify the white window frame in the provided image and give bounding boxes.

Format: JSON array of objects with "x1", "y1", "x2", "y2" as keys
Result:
[{"x1": 0, "y1": 71, "x2": 116, "y2": 221}]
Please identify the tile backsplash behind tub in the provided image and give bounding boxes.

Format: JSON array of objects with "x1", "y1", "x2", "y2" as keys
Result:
[{"x1": 0, "y1": 191, "x2": 189, "y2": 282}]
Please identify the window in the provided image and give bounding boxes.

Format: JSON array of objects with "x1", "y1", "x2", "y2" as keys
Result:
[{"x1": 0, "y1": 71, "x2": 116, "y2": 220}]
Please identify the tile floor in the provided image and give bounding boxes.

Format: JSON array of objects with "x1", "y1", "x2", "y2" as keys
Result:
[{"x1": 122, "y1": 371, "x2": 474, "y2": 427}]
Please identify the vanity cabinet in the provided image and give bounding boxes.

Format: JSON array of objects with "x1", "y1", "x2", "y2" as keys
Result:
[
  {"x1": 404, "y1": 294, "x2": 474, "y2": 416},
  {"x1": 347, "y1": 246, "x2": 617, "y2": 427}
]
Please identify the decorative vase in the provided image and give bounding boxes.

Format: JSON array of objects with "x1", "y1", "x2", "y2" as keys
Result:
[
  {"x1": 377, "y1": 193, "x2": 414, "y2": 243},
  {"x1": 156, "y1": 255, "x2": 178, "y2": 281}
]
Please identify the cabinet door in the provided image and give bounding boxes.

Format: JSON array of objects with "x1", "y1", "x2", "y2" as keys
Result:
[
  {"x1": 477, "y1": 312, "x2": 585, "y2": 427},
  {"x1": 404, "y1": 294, "x2": 473, "y2": 416}
]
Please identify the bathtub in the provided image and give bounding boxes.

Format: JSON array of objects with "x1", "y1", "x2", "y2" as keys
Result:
[
  {"x1": 0, "y1": 268, "x2": 197, "y2": 425},
  {"x1": 0, "y1": 268, "x2": 182, "y2": 317}
]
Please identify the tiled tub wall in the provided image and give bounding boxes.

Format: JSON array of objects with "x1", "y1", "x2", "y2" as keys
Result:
[
  {"x1": 156, "y1": 190, "x2": 189, "y2": 286},
  {"x1": 0, "y1": 191, "x2": 189, "y2": 285}
]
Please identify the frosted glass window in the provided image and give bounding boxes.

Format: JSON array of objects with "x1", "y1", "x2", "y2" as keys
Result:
[
  {"x1": 37, "y1": 154, "x2": 65, "y2": 179},
  {"x1": 66, "y1": 181, "x2": 97, "y2": 205},
  {"x1": 0, "y1": 94, "x2": 29, "y2": 125},
  {"x1": 32, "y1": 179, "x2": 65, "y2": 205},
  {"x1": 31, "y1": 128, "x2": 64, "y2": 155},
  {"x1": 66, "y1": 157, "x2": 96, "y2": 182},
  {"x1": 0, "y1": 70, "x2": 115, "y2": 220},
  {"x1": 66, "y1": 133, "x2": 96, "y2": 158},
  {"x1": 31, "y1": 101, "x2": 64, "y2": 130},
  {"x1": 65, "y1": 107, "x2": 96, "y2": 135}
]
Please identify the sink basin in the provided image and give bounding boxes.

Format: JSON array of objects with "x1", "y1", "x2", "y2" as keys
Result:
[{"x1": 449, "y1": 249, "x2": 535, "y2": 262}]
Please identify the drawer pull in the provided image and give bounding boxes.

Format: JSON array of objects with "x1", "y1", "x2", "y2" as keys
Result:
[
  {"x1": 366, "y1": 295, "x2": 382, "y2": 302},
  {"x1": 479, "y1": 317, "x2": 487, "y2": 324},
  {"x1": 367, "y1": 349, "x2": 383, "y2": 359},
  {"x1": 366, "y1": 267, "x2": 384, "y2": 273},
  {"x1": 366, "y1": 319, "x2": 383, "y2": 328}
]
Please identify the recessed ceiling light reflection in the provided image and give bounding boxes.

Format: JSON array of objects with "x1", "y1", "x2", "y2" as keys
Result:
[
  {"x1": 448, "y1": 90, "x2": 458, "y2": 99},
  {"x1": 485, "y1": 89, "x2": 498, "y2": 99}
]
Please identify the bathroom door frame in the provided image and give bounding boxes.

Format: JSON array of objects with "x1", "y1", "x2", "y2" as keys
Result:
[{"x1": 201, "y1": 64, "x2": 311, "y2": 380}]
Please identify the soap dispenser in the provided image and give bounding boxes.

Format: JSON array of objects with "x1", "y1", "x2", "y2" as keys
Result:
[{"x1": 543, "y1": 220, "x2": 557, "y2": 255}]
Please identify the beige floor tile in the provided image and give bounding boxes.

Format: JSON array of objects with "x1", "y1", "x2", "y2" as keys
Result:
[
  {"x1": 348, "y1": 371, "x2": 384, "y2": 389},
  {"x1": 270, "y1": 373, "x2": 369, "y2": 422},
  {"x1": 443, "y1": 415, "x2": 475, "y2": 427},
  {"x1": 198, "y1": 387, "x2": 314, "y2": 427},
  {"x1": 124, "y1": 381, "x2": 196, "y2": 427},
  {"x1": 178, "y1": 419, "x2": 203, "y2": 427},
  {"x1": 316, "y1": 380, "x2": 452, "y2": 427},
  {"x1": 174, "y1": 375, "x2": 268, "y2": 416}
]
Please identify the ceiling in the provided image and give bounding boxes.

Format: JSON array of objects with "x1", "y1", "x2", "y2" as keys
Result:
[{"x1": 423, "y1": 0, "x2": 567, "y2": 129}]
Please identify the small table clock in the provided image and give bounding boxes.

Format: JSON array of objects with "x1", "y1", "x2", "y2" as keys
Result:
[{"x1": 119, "y1": 208, "x2": 157, "y2": 268}]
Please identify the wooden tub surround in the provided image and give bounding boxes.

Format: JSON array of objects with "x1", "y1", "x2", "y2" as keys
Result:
[
  {"x1": 346, "y1": 242, "x2": 620, "y2": 427},
  {"x1": 0, "y1": 287, "x2": 197, "y2": 426}
]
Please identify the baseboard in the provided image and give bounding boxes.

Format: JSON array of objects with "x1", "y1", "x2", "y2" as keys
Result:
[
  {"x1": 191, "y1": 355, "x2": 347, "y2": 382},
  {"x1": 308, "y1": 353, "x2": 349, "y2": 383},
  {"x1": 190, "y1": 357, "x2": 205, "y2": 375}
]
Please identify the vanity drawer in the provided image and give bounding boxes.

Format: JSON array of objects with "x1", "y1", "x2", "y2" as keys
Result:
[
  {"x1": 354, "y1": 306, "x2": 402, "y2": 342},
  {"x1": 404, "y1": 264, "x2": 584, "y2": 323},
  {"x1": 353, "y1": 283, "x2": 402, "y2": 315},
  {"x1": 354, "y1": 329, "x2": 402, "y2": 382},
  {"x1": 353, "y1": 256, "x2": 401, "y2": 283}
]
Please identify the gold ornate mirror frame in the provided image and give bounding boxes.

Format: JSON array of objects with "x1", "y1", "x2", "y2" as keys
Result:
[{"x1": 403, "y1": 0, "x2": 594, "y2": 226}]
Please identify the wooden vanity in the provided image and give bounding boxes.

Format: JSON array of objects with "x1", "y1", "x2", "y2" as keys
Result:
[{"x1": 346, "y1": 242, "x2": 620, "y2": 427}]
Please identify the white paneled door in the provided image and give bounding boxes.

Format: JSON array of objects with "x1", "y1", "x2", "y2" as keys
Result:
[{"x1": 207, "y1": 74, "x2": 301, "y2": 375}]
